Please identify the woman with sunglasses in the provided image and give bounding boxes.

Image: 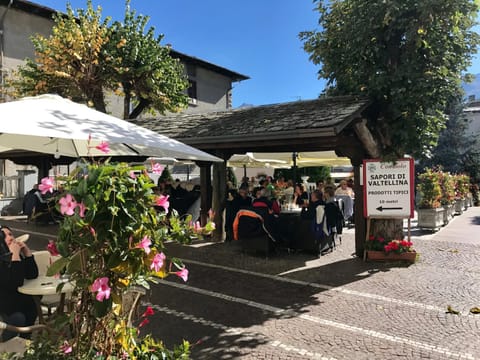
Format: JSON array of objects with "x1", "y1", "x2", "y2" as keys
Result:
[{"x1": 0, "y1": 226, "x2": 38, "y2": 341}]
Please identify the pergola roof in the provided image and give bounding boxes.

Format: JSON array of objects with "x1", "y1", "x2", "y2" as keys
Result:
[{"x1": 133, "y1": 96, "x2": 371, "y2": 156}]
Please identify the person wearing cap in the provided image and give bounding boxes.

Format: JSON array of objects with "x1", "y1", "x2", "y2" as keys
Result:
[{"x1": 0, "y1": 226, "x2": 38, "y2": 341}]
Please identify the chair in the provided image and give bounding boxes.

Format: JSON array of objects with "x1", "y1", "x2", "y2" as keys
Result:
[
  {"x1": 32, "y1": 251, "x2": 63, "y2": 316},
  {"x1": 233, "y1": 209, "x2": 276, "y2": 256},
  {"x1": 0, "y1": 320, "x2": 48, "y2": 355}
]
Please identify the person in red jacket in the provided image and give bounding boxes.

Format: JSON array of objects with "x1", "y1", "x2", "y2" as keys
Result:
[{"x1": 0, "y1": 226, "x2": 38, "y2": 341}]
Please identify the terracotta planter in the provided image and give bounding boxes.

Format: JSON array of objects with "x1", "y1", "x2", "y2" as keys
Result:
[
  {"x1": 417, "y1": 207, "x2": 444, "y2": 231},
  {"x1": 365, "y1": 250, "x2": 417, "y2": 263}
]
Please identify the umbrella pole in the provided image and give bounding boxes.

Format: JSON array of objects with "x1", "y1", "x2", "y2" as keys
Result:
[
  {"x1": 243, "y1": 164, "x2": 247, "y2": 179},
  {"x1": 292, "y1": 152, "x2": 297, "y2": 184}
]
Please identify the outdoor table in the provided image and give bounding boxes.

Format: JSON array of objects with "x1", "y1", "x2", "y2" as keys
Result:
[
  {"x1": 18, "y1": 275, "x2": 74, "y2": 324},
  {"x1": 277, "y1": 207, "x2": 303, "y2": 247}
]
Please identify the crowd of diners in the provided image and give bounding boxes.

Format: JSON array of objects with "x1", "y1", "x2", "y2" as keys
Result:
[{"x1": 224, "y1": 175, "x2": 355, "y2": 242}]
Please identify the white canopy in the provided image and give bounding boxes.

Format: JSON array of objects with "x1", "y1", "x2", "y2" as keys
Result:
[
  {"x1": 0, "y1": 94, "x2": 222, "y2": 162},
  {"x1": 250, "y1": 151, "x2": 351, "y2": 168}
]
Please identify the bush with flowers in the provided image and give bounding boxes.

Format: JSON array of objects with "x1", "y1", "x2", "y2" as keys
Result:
[
  {"x1": 7, "y1": 155, "x2": 215, "y2": 359},
  {"x1": 437, "y1": 170, "x2": 456, "y2": 206},
  {"x1": 454, "y1": 173, "x2": 470, "y2": 200},
  {"x1": 416, "y1": 168, "x2": 442, "y2": 209},
  {"x1": 365, "y1": 235, "x2": 415, "y2": 254}
]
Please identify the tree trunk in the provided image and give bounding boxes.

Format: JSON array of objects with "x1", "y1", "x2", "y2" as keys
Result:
[{"x1": 369, "y1": 218, "x2": 404, "y2": 241}]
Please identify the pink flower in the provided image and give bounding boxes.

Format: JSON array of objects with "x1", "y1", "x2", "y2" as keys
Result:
[
  {"x1": 91, "y1": 277, "x2": 111, "y2": 302},
  {"x1": 59, "y1": 193, "x2": 77, "y2": 216},
  {"x1": 136, "y1": 236, "x2": 152, "y2": 254},
  {"x1": 151, "y1": 163, "x2": 164, "y2": 175},
  {"x1": 150, "y1": 252, "x2": 166, "y2": 272},
  {"x1": 38, "y1": 177, "x2": 54, "y2": 194},
  {"x1": 60, "y1": 341, "x2": 72, "y2": 354},
  {"x1": 142, "y1": 306, "x2": 154, "y2": 317},
  {"x1": 90, "y1": 226, "x2": 96, "y2": 236},
  {"x1": 155, "y1": 195, "x2": 170, "y2": 213},
  {"x1": 175, "y1": 267, "x2": 189, "y2": 282},
  {"x1": 77, "y1": 202, "x2": 87, "y2": 218},
  {"x1": 138, "y1": 318, "x2": 150, "y2": 328},
  {"x1": 95, "y1": 141, "x2": 110, "y2": 154},
  {"x1": 208, "y1": 209, "x2": 215, "y2": 219},
  {"x1": 191, "y1": 221, "x2": 202, "y2": 232},
  {"x1": 129, "y1": 171, "x2": 137, "y2": 179},
  {"x1": 46, "y1": 240, "x2": 59, "y2": 256}
]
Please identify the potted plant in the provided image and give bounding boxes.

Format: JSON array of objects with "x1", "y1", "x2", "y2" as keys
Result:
[
  {"x1": 10, "y1": 158, "x2": 215, "y2": 359},
  {"x1": 416, "y1": 168, "x2": 444, "y2": 231},
  {"x1": 454, "y1": 174, "x2": 470, "y2": 214},
  {"x1": 364, "y1": 235, "x2": 416, "y2": 263},
  {"x1": 438, "y1": 170, "x2": 455, "y2": 224}
]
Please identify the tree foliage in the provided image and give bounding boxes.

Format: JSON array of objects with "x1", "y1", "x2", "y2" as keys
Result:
[
  {"x1": 2, "y1": 0, "x2": 188, "y2": 119},
  {"x1": 300, "y1": 0, "x2": 480, "y2": 158},
  {"x1": 422, "y1": 95, "x2": 480, "y2": 181}
]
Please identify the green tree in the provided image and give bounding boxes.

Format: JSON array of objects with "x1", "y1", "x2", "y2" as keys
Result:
[
  {"x1": 300, "y1": 0, "x2": 479, "y2": 159},
  {"x1": 423, "y1": 95, "x2": 480, "y2": 182},
  {"x1": 3, "y1": 0, "x2": 188, "y2": 119}
]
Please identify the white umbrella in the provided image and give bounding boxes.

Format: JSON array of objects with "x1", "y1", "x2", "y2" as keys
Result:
[
  {"x1": 251, "y1": 151, "x2": 351, "y2": 167},
  {"x1": 228, "y1": 153, "x2": 289, "y2": 168},
  {"x1": 0, "y1": 94, "x2": 221, "y2": 162}
]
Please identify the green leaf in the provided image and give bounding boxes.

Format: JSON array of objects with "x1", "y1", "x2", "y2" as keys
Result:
[{"x1": 46, "y1": 256, "x2": 69, "y2": 276}]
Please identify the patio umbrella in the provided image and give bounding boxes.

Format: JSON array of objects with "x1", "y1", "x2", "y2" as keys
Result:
[
  {"x1": 228, "y1": 153, "x2": 289, "y2": 177},
  {"x1": 251, "y1": 151, "x2": 351, "y2": 167},
  {"x1": 0, "y1": 94, "x2": 221, "y2": 162}
]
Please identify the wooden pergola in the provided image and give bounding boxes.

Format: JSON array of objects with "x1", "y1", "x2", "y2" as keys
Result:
[{"x1": 134, "y1": 96, "x2": 379, "y2": 256}]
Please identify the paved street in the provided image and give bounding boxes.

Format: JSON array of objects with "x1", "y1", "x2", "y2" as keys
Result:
[{"x1": 2, "y1": 206, "x2": 480, "y2": 359}]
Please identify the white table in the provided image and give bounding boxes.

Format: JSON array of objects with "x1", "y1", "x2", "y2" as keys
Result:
[
  {"x1": 18, "y1": 276, "x2": 74, "y2": 323},
  {"x1": 280, "y1": 207, "x2": 302, "y2": 215}
]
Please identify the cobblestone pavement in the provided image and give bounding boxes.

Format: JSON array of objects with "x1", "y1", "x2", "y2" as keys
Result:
[{"x1": 2, "y1": 206, "x2": 480, "y2": 359}]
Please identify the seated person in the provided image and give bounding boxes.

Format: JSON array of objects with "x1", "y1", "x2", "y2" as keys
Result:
[
  {"x1": 293, "y1": 183, "x2": 309, "y2": 207},
  {"x1": 335, "y1": 179, "x2": 354, "y2": 198},
  {"x1": 234, "y1": 186, "x2": 253, "y2": 210},
  {"x1": 301, "y1": 189, "x2": 325, "y2": 220},
  {"x1": 0, "y1": 226, "x2": 38, "y2": 341}
]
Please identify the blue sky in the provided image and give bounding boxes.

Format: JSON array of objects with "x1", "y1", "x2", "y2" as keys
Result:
[{"x1": 38, "y1": 1, "x2": 480, "y2": 107}]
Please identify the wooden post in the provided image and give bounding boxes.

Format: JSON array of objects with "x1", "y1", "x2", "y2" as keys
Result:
[
  {"x1": 211, "y1": 159, "x2": 227, "y2": 242},
  {"x1": 353, "y1": 163, "x2": 366, "y2": 257},
  {"x1": 197, "y1": 162, "x2": 212, "y2": 226}
]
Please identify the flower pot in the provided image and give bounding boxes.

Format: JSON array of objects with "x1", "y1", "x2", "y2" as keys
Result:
[
  {"x1": 417, "y1": 207, "x2": 445, "y2": 231},
  {"x1": 454, "y1": 199, "x2": 465, "y2": 215},
  {"x1": 442, "y1": 204, "x2": 454, "y2": 225},
  {"x1": 365, "y1": 250, "x2": 417, "y2": 263}
]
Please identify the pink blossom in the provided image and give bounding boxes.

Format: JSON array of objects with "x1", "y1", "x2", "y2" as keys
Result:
[
  {"x1": 91, "y1": 277, "x2": 111, "y2": 302},
  {"x1": 129, "y1": 171, "x2": 137, "y2": 179},
  {"x1": 155, "y1": 195, "x2": 170, "y2": 213},
  {"x1": 46, "y1": 240, "x2": 59, "y2": 256},
  {"x1": 136, "y1": 236, "x2": 152, "y2": 254},
  {"x1": 60, "y1": 341, "x2": 72, "y2": 354},
  {"x1": 38, "y1": 177, "x2": 54, "y2": 194},
  {"x1": 59, "y1": 193, "x2": 77, "y2": 216},
  {"x1": 174, "y1": 267, "x2": 189, "y2": 282},
  {"x1": 192, "y1": 221, "x2": 202, "y2": 232},
  {"x1": 208, "y1": 209, "x2": 215, "y2": 219},
  {"x1": 138, "y1": 318, "x2": 150, "y2": 328},
  {"x1": 90, "y1": 227, "x2": 96, "y2": 236},
  {"x1": 95, "y1": 141, "x2": 110, "y2": 154},
  {"x1": 150, "y1": 252, "x2": 166, "y2": 272},
  {"x1": 142, "y1": 306, "x2": 154, "y2": 317},
  {"x1": 77, "y1": 202, "x2": 87, "y2": 218},
  {"x1": 151, "y1": 163, "x2": 164, "y2": 175}
]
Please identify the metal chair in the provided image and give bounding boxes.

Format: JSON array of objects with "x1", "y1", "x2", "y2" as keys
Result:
[{"x1": 0, "y1": 320, "x2": 48, "y2": 355}]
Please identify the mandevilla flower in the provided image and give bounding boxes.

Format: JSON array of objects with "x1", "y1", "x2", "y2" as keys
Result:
[
  {"x1": 59, "y1": 193, "x2": 77, "y2": 216},
  {"x1": 77, "y1": 202, "x2": 87, "y2": 218},
  {"x1": 129, "y1": 171, "x2": 137, "y2": 179},
  {"x1": 95, "y1": 141, "x2": 110, "y2": 154},
  {"x1": 142, "y1": 306, "x2": 155, "y2": 317},
  {"x1": 136, "y1": 236, "x2": 152, "y2": 254},
  {"x1": 60, "y1": 341, "x2": 72, "y2": 354},
  {"x1": 155, "y1": 195, "x2": 170, "y2": 213},
  {"x1": 150, "y1": 252, "x2": 166, "y2": 272},
  {"x1": 38, "y1": 177, "x2": 54, "y2": 194},
  {"x1": 151, "y1": 163, "x2": 164, "y2": 175},
  {"x1": 91, "y1": 277, "x2": 111, "y2": 302},
  {"x1": 46, "y1": 240, "x2": 59, "y2": 256},
  {"x1": 174, "y1": 267, "x2": 189, "y2": 282}
]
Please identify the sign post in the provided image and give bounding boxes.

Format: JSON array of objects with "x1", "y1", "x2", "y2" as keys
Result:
[
  {"x1": 363, "y1": 158, "x2": 415, "y2": 248},
  {"x1": 363, "y1": 158, "x2": 415, "y2": 219}
]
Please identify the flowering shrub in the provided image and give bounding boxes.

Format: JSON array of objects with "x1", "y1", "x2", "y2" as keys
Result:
[
  {"x1": 365, "y1": 236, "x2": 414, "y2": 254},
  {"x1": 383, "y1": 239, "x2": 414, "y2": 254},
  {"x1": 454, "y1": 174, "x2": 470, "y2": 200},
  {"x1": 15, "y1": 159, "x2": 215, "y2": 359},
  {"x1": 437, "y1": 170, "x2": 455, "y2": 205},
  {"x1": 417, "y1": 168, "x2": 442, "y2": 209}
]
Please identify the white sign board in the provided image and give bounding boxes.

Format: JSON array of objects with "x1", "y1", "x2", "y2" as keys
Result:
[{"x1": 363, "y1": 158, "x2": 414, "y2": 218}]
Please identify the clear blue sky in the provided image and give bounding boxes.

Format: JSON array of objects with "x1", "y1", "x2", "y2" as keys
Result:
[{"x1": 38, "y1": 1, "x2": 480, "y2": 108}]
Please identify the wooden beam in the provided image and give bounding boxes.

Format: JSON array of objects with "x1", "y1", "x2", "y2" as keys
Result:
[{"x1": 352, "y1": 119, "x2": 381, "y2": 158}]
